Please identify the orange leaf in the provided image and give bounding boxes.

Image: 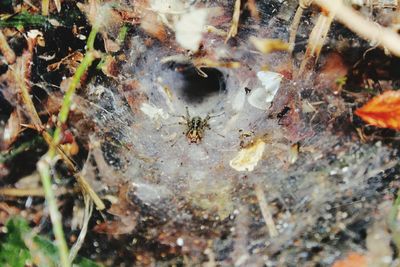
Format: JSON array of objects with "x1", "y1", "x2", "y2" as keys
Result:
[
  {"x1": 355, "y1": 90, "x2": 400, "y2": 130},
  {"x1": 332, "y1": 253, "x2": 367, "y2": 267}
]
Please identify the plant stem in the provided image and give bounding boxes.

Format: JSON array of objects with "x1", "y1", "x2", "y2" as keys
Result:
[
  {"x1": 37, "y1": 159, "x2": 70, "y2": 267},
  {"x1": 50, "y1": 50, "x2": 95, "y2": 156},
  {"x1": 37, "y1": 27, "x2": 99, "y2": 267}
]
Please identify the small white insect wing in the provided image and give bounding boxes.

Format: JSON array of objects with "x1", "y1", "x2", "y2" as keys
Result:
[{"x1": 248, "y1": 71, "x2": 283, "y2": 110}]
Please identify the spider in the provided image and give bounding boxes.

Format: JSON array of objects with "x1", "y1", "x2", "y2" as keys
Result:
[{"x1": 181, "y1": 107, "x2": 211, "y2": 144}]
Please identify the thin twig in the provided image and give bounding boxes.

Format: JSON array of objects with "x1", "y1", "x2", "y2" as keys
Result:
[
  {"x1": 288, "y1": 6, "x2": 304, "y2": 52},
  {"x1": 254, "y1": 184, "x2": 278, "y2": 238},
  {"x1": 289, "y1": 0, "x2": 314, "y2": 51},
  {"x1": 313, "y1": 0, "x2": 400, "y2": 57},
  {"x1": 15, "y1": 51, "x2": 42, "y2": 129}
]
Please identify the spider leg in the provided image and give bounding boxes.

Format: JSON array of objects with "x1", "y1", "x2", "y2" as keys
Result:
[
  {"x1": 212, "y1": 129, "x2": 225, "y2": 138},
  {"x1": 186, "y1": 106, "x2": 190, "y2": 118},
  {"x1": 208, "y1": 112, "x2": 225, "y2": 119}
]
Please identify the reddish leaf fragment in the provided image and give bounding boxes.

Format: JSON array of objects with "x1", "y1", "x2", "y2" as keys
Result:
[
  {"x1": 355, "y1": 90, "x2": 400, "y2": 130},
  {"x1": 332, "y1": 253, "x2": 367, "y2": 267}
]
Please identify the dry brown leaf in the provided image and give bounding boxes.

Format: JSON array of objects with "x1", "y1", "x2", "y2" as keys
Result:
[
  {"x1": 315, "y1": 52, "x2": 348, "y2": 93},
  {"x1": 140, "y1": 10, "x2": 167, "y2": 42},
  {"x1": 94, "y1": 184, "x2": 138, "y2": 236},
  {"x1": 247, "y1": 0, "x2": 260, "y2": 21},
  {"x1": 47, "y1": 51, "x2": 84, "y2": 73},
  {"x1": 100, "y1": 55, "x2": 119, "y2": 78},
  {"x1": 355, "y1": 90, "x2": 400, "y2": 130},
  {"x1": 104, "y1": 38, "x2": 121, "y2": 53},
  {"x1": 42, "y1": 93, "x2": 63, "y2": 115},
  {"x1": 0, "y1": 202, "x2": 21, "y2": 225},
  {"x1": 77, "y1": 0, "x2": 122, "y2": 33}
]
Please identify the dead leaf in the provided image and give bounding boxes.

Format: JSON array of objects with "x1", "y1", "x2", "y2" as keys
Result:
[
  {"x1": 315, "y1": 52, "x2": 348, "y2": 93},
  {"x1": 332, "y1": 253, "x2": 367, "y2": 267},
  {"x1": 47, "y1": 51, "x2": 84, "y2": 73},
  {"x1": 42, "y1": 93, "x2": 63, "y2": 115},
  {"x1": 99, "y1": 55, "x2": 119, "y2": 78},
  {"x1": 104, "y1": 38, "x2": 121, "y2": 53},
  {"x1": 2, "y1": 110, "x2": 21, "y2": 149},
  {"x1": 140, "y1": 10, "x2": 167, "y2": 42},
  {"x1": 0, "y1": 202, "x2": 21, "y2": 225},
  {"x1": 229, "y1": 139, "x2": 266, "y2": 172},
  {"x1": 355, "y1": 90, "x2": 400, "y2": 130},
  {"x1": 247, "y1": 0, "x2": 260, "y2": 21},
  {"x1": 94, "y1": 184, "x2": 138, "y2": 236}
]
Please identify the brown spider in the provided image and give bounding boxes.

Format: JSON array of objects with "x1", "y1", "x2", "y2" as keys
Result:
[{"x1": 181, "y1": 107, "x2": 211, "y2": 144}]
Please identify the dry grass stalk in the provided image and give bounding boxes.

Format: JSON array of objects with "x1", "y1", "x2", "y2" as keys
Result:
[
  {"x1": 42, "y1": 0, "x2": 49, "y2": 16},
  {"x1": 289, "y1": 7, "x2": 305, "y2": 52},
  {"x1": 54, "y1": 0, "x2": 61, "y2": 12},
  {"x1": 0, "y1": 187, "x2": 45, "y2": 197},
  {"x1": 314, "y1": 0, "x2": 400, "y2": 57},
  {"x1": 193, "y1": 58, "x2": 241, "y2": 69},
  {"x1": 225, "y1": 0, "x2": 241, "y2": 43},
  {"x1": 14, "y1": 48, "x2": 42, "y2": 129},
  {"x1": 0, "y1": 31, "x2": 16, "y2": 64},
  {"x1": 68, "y1": 195, "x2": 93, "y2": 263},
  {"x1": 250, "y1": 37, "x2": 290, "y2": 54},
  {"x1": 254, "y1": 184, "x2": 278, "y2": 238},
  {"x1": 298, "y1": 12, "x2": 334, "y2": 77}
]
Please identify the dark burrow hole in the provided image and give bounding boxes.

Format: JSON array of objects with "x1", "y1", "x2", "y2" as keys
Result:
[{"x1": 177, "y1": 66, "x2": 226, "y2": 104}]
